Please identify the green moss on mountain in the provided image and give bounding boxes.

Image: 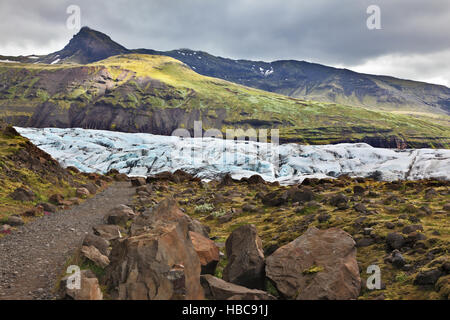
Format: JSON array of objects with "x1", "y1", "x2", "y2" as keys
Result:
[{"x1": 0, "y1": 54, "x2": 449, "y2": 148}]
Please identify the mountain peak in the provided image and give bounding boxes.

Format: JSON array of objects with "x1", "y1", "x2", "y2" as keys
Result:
[{"x1": 41, "y1": 27, "x2": 129, "y2": 64}]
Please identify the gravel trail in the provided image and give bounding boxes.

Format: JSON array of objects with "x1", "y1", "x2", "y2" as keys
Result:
[{"x1": 0, "y1": 182, "x2": 134, "y2": 300}]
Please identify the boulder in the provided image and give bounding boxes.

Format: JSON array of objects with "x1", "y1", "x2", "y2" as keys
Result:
[
  {"x1": 130, "y1": 198, "x2": 209, "y2": 238},
  {"x1": 443, "y1": 203, "x2": 450, "y2": 212},
  {"x1": 414, "y1": 268, "x2": 443, "y2": 286},
  {"x1": 200, "y1": 275, "x2": 275, "y2": 300},
  {"x1": 261, "y1": 191, "x2": 286, "y2": 206},
  {"x1": 402, "y1": 224, "x2": 424, "y2": 235},
  {"x1": 265, "y1": 227, "x2": 361, "y2": 300},
  {"x1": 23, "y1": 205, "x2": 44, "y2": 217},
  {"x1": 385, "y1": 250, "x2": 406, "y2": 269},
  {"x1": 76, "y1": 187, "x2": 90, "y2": 199},
  {"x1": 131, "y1": 177, "x2": 146, "y2": 187},
  {"x1": 436, "y1": 275, "x2": 450, "y2": 299},
  {"x1": 93, "y1": 224, "x2": 126, "y2": 241},
  {"x1": 189, "y1": 231, "x2": 220, "y2": 275},
  {"x1": 287, "y1": 188, "x2": 316, "y2": 204},
  {"x1": 386, "y1": 232, "x2": 406, "y2": 250},
  {"x1": 353, "y1": 203, "x2": 368, "y2": 214},
  {"x1": 81, "y1": 245, "x2": 110, "y2": 268},
  {"x1": 329, "y1": 193, "x2": 349, "y2": 209},
  {"x1": 424, "y1": 188, "x2": 438, "y2": 200},
  {"x1": 38, "y1": 202, "x2": 58, "y2": 213},
  {"x1": 9, "y1": 187, "x2": 36, "y2": 202},
  {"x1": 104, "y1": 204, "x2": 135, "y2": 226},
  {"x1": 82, "y1": 183, "x2": 98, "y2": 195},
  {"x1": 7, "y1": 215, "x2": 24, "y2": 226},
  {"x1": 246, "y1": 174, "x2": 266, "y2": 185},
  {"x1": 83, "y1": 234, "x2": 111, "y2": 256},
  {"x1": 136, "y1": 185, "x2": 152, "y2": 195},
  {"x1": 242, "y1": 204, "x2": 258, "y2": 212},
  {"x1": 353, "y1": 185, "x2": 366, "y2": 195},
  {"x1": 223, "y1": 224, "x2": 265, "y2": 290},
  {"x1": 49, "y1": 193, "x2": 64, "y2": 205},
  {"x1": 172, "y1": 170, "x2": 195, "y2": 182},
  {"x1": 114, "y1": 173, "x2": 129, "y2": 181},
  {"x1": 218, "y1": 173, "x2": 234, "y2": 187},
  {"x1": 60, "y1": 270, "x2": 103, "y2": 300},
  {"x1": 106, "y1": 219, "x2": 204, "y2": 300}
]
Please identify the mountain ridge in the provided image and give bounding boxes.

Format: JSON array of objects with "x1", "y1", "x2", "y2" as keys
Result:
[
  {"x1": 10, "y1": 27, "x2": 449, "y2": 116},
  {"x1": 0, "y1": 53, "x2": 449, "y2": 148}
]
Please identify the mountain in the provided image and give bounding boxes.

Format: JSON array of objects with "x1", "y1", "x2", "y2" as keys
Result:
[
  {"x1": 25, "y1": 27, "x2": 450, "y2": 117},
  {"x1": 0, "y1": 53, "x2": 449, "y2": 148},
  {"x1": 38, "y1": 27, "x2": 128, "y2": 65}
]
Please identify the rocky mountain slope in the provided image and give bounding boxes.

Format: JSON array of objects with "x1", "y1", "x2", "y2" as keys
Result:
[
  {"x1": 22, "y1": 27, "x2": 450, "y2": 116},
  {"x1": 0, "y1": 121, "x2": 110, "y2": 231},
  {"x1": 1, "y1": 54, "x2": 449, "y2": 148}
]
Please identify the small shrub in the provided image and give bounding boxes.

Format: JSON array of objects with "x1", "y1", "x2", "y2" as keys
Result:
[{"x1": 194, "y1": 203, "x2": 214, "y2": 214}]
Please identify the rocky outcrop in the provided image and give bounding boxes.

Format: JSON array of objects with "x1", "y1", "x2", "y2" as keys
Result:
[
  {"x1": 81, "y1": 245, "x2": 110, "y2": 268},
  {"x1": 105, "y1": 199, "x2": 204, "y2": 300},
  {"x1": 200, "y1": 275, "x2": 275, "y2": 300},
  {"x1": 9, "y1": 188, "x2": 36, "y2": 202},
  {"x1": 60, "y1": 270, "x2": 103, "y2": 300},
  {"x1": 189, "y1": 231, "x2": 220, "y2": 275},
  {"x1": 93, "y1": 224, "x2": 126, "y2": 241},
  {"x1": 82, "y1": 234, "x2": 110, "y2": 256},
  {"x1": 265, "y1": 227, "x2": 361, "y2": 300},
  {"x1": 223, "y1": 224, "x2": 265, "y2": 290},
  {"x1": 104, "y1": 204, "x2": 135, "y2": 226},
  {"x1": 130, "y1": 198, "x2": 209, "y2": 238}
]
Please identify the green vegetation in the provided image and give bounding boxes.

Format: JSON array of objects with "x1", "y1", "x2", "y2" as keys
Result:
[
  {"x1": 131, "y1": 175, "x2": 450, "y2": 300},
  {"x1": 0, "y1": 54, "x2": 449, "y2": 148},
  {"x1": 0, "y1": 122, "x2": 107, "y2": 229}
]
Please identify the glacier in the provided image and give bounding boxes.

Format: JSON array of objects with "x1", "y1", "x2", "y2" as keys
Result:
[{"x1": 15, "y1": 127, "x2": 450, "y2": 185}]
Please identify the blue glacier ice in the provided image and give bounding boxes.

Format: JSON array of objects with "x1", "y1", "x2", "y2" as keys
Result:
[{"x1": 15, "y1": 127, "x2": 450, "y2": 185}]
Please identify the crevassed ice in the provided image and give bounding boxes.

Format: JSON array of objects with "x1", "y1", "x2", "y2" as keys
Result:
[{"x1": 15, "y1": 127, "x2": 450, "y2": 185}]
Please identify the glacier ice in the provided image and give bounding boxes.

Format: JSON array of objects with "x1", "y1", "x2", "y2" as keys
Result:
[{"x1": 15, "y1": 127, "x2": 450, "y2": 185}]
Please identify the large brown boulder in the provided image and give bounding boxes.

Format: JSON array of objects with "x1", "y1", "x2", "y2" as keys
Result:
[
  {"x1": 265, "y1": 227, "x2": 361, "y2": 300},
  {"x1": 189, "y1": 231, "x2": 220, "y2": 275},
  {"x1": 104, "y1": 204, "x2": 135, "y2": 226},
  {"x1": 131, "y1": 198, "x2": 209, "y2": 238},
  {"x1": 200, "y1": 275, "x2": 275, "y2": 300},
  {"x1": 9, "y1": 187, "x2": 36, "y2": 202},
  {"x1": 131, "y1": 177, "x2": 146, "y2": 187},
  {"x1": 106, "y1": 220, "x2": 204, "y2": 300},
  {"x1": 81, "y1": 245, "x2": 110, "y2": 268},
  {"x1": 76, "y1": 187, "x2": 90, "y2": 199},
  {"x1": 93, "y1": 224, "x2": 126, "y2": 241},
  {"x1": 223, "y1": 224, "x2": 265, "y2": 290},
  {"x1": 60, "y1": 270, "x2": 103, "y2": 300},
  {"x1": 83, "y1": 234, "x2": 111, "y2": 256}
]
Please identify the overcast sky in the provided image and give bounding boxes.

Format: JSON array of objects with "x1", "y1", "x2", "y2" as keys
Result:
[{"x1": 1, "y1": 0, "x2": 449, "y2": 87}]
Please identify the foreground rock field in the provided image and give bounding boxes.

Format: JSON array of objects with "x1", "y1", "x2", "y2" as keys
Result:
[{"x1": 62, "y1": 171, "x2": 450, "y2": 300}]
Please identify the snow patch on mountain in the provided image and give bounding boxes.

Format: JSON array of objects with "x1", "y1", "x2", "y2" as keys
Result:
[{"x1": 16, "y1": 127, "x2": 450, "y2": 185}]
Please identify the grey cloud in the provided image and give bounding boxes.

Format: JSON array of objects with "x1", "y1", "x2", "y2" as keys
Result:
[{"x1": 0, "y1": 0, "x2": 449, "y2": 83}]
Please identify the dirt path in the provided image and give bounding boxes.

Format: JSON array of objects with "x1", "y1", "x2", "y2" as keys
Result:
[{"x1": 0, "y1": 182, "x2": 134, "y2": 300}]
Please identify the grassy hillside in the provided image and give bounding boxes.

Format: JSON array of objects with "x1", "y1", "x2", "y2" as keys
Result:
[
  {"x1": 0, "y1": 121, "x2": 108, "y2": 231},
  {"x1": 0, "y1": 54, "x2": 449, "y2": 148}
]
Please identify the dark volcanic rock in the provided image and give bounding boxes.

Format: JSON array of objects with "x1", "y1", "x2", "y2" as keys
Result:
[
  {"x1": 414, "y1": 269, "x2": 443, "y2": 286},
  {"x1": 200, "y1": 275, "x2": 275, "y2": 300},
  {"x1": 9, "y1": 188, "x2": 36, "y2": 202},
  {"x1": 265, "y1": 227, "x2": 361, "y2": 300},
  {"x1": 223, "y1": 225, "x2": 265, "y2": 290},
  {"x1": 386, "y1": 232, "x2": 406, "y2": 251}
]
